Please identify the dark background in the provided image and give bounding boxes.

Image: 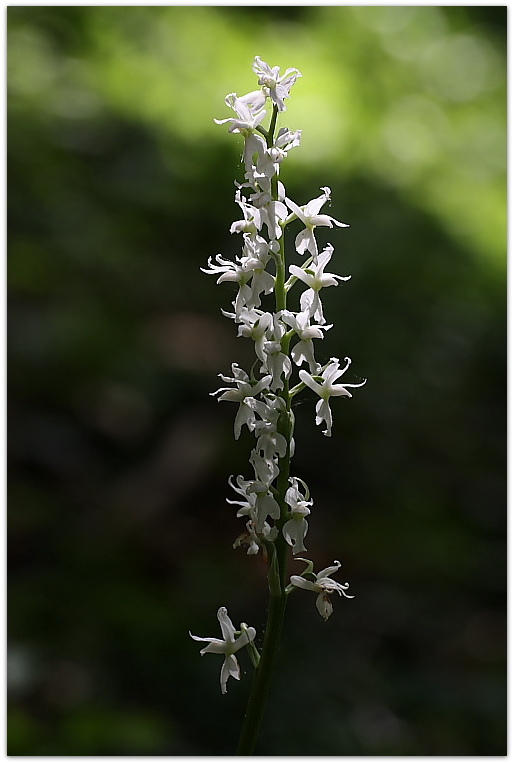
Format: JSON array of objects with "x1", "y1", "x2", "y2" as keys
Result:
[{"x1": 8, "y1": 6, "x2": 506, "y2": 755}]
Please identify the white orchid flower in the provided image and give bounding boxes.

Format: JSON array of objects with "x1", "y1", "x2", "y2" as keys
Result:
[
  {"x1": 252, "y1": 56, "x2": 302, "y2": 112},
  {"x1": 236, "y1": 308, "x2": 274, "y2": 363},
  {"x1": 233, "y1": 519, "x2": 278, "y2": 556},
  {"x1": 211, "y1": 364, "x2": 272, "y2": 438},
  {"x1": 289, "y1": 244, "x2": 350, "y2": 324},
  {"x1": 261, "y1": 313, "x2": 292, "y2": 391},
  {"x1": 247, "y1": 395, "x2": 289, "y2": 461},
  {"x1": 290, "y1": 560, "x2": 354, "y2": 620},
  {"x1": 256, "y1": 127, "x2": 302, "y2": 178},
  {"x1": 282, "y1": 309, "x2": 332, "y2": 373},
  {"x1": 214, "y1": 93, "x2": 268, "y2": 174},
  {"x1": 190, "y1": 607, "x2": 256, "y2": 694},
  {"x1": 299, "y1": 357, "x2": 366, "y2": 437},
  {"x1": 230, "y1": 190, "x2": 264, "y2": 235},
  {"x1": 282, "y1": 477, "x2": 313, "y2": 554},
  {"x1": 214, "y1": 92, "x2": 267, "y2": 134},
  {"x1": 285, "y1": 187, "x2": 349, "y2": 259},
  {"x1": 227, "y1": 465, "x2": 280, "y2": 534}
]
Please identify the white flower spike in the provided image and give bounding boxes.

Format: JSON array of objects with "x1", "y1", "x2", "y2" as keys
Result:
[
  {"x1": 190, "y1": 607, "x2": 256, "y2": 694},
  {"x1": 195, "y1": 56, "x2": 365, "y2": 733}
]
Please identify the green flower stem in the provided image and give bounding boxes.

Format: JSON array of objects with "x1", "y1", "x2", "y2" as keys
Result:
[
  {"x1": 267, "y1": 107, "x2": 279, "y2": 148},
  {"x1": 237, "y1": 105, "x2": 294, "y2": 755},
  {"x1": 237, "y1": 581, "x2": 287, "y2": 755}
]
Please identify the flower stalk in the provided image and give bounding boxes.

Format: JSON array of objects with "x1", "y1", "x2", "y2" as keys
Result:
[{"x1": 191, "y1": 56, "x2": 365, "y2": 755}]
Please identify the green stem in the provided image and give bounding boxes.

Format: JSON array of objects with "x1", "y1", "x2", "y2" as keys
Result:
[{"x1": 237, "y1": 570, "x2": 287, "y2": 755}]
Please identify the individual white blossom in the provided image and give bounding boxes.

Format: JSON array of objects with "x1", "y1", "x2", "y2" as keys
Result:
[
  {"x1": 299, "y1": 357, "x2": 366, "y2": 437},
  {"x1": 190, "y1": 607, "x2": 256, "y2": 693},
  {"x1": 214, "y1": 92, "x2": 267, "y2": 134},
  {"x1": 227, "y1": 468, "x2": 280, "y2": 533},
  {"x1": 214, "y1": 93, "x2": 268, "y2": 175},
  {"x1": 233, "y1": 519, "x2": 278, "y2": 555},
  {"x1": 256, "y1": 127, "x2": 302, "y2": 178},
  {"x1": 201, "y1": 253, "x2": 253, "y2": 317},
  {"x1": 282, "y1": 477, "x2": 313, "y2": 554},
  {"x1": 203, "y1": 236, "x2": 275, "y2": 318},
  {"x1": 285, "y1": 187, "x2": 349, "y2": 259},
  {"x1": 281, "y1": 309, "x2": 332, "y2": 373},
  {"x1": 261, "y1": 313, "x2": 292, "y2": 391},
  {"x1": 289, "y1": 243, "x2": 350, "y2": 324},
  {"x1": 241, "y1": 235, "x2": 276, "y2": 311},
  {"x1": 255, "y1": 425, "x2": 288, "y2": 462},
  {"x1": 260, "y1": 200, "x2": 289, "y2": 241},
  {"x1": 211, "y1": 364, "x2": 272, "y2": 438},
  {"x1": 252, "y1": 56, "x2": 302, "y2": 112},
  {"x1": 248, "y1": 448, "x2": 280, "y2": 492},
  {"x1": 289, "y1": 560, "x2": 354, "y2": 620},
  {"x1": 235, "y1": 308, "x2": 274, "y2": 363},
  {"x1": 230, "y1": 191, "x2": 263, "y2": 235},
  {"x1": 248, "y1": 395, "x2": 289, "y2": 460}
]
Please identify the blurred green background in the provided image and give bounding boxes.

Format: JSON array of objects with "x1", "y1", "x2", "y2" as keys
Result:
[{"x1": 8, "y1": 6, "x2": 506, "y2": 756}]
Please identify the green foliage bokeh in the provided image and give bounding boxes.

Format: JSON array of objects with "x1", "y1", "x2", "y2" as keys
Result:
[{"x1": 8, "y1": 6, "x2": 506, "y2": 756}]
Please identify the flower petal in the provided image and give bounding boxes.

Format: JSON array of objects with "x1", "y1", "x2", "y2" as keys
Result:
[
  {"x1": 290, "y1": 575, "x2": 319, "y2": 593},
  {"x1": 316, "y1": 592, "x2": 333, "y2": 620},
  {"x1": 299, "y1": 369, "x2": 324, "y2": 397},
  {"x1": 316, "y1": 560, "x2": 341, "y2": 579},
  {"x1": 217, "y1": 607, "x2": 236, "y2": 643}
]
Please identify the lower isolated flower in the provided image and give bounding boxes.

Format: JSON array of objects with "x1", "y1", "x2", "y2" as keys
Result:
[
  {"x1": 190, "y1": 607, "x2": 256, "y2": 694},
  {"x1": 289, "y1": 559, "x2": 354, "y2": 620}
]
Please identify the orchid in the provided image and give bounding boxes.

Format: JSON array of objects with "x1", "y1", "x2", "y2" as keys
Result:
[
  {"x1": 190, "y1": 607, "x2": 257, "y2": 694},
  {"x1": 252, "y1": 56, "x2": 301, "y2": 112},
  {"x1": 282, "y1": 478, "x2": 313, "y2": 554},
  {"x1": 289, "y1": 559, "x2": 354, "y2": 620},
  {"x1": 227, "y1": 460, "x2": 280, "y2": 534},
  {"x1": 299, "y1": 357, "x2": 366, "y2": 436},
  {"x1": 211, "y1": 364, "x2": 272, "y2": 438},
  {"x1": 233, "y1": 519, "x2": 278, "y2": 555},
  {"x1": 256, "y1": 128, "x2": 302, "y2": 178},
  {"x1": 236, "y1": 308, "x2": 274, "y2": 363},
  {"x1": 215, "y1": 92, "x2": 267, "y2": 134},
  {"x1": 285, "y1": 187, "x2": 349, "y2": 259},
  {"x1": 194, "y1": 56, "x2": 365, "y2": 751},
  {"x1": 230, "y1": 191, "x2": 263, "y2": 235},
  {"x1": 261, "y1": 313, "x2": 292, "y2": 391},
  {"x1": 289, "y1": 243, "x2": 351, "y2": 324},
  {"x1": 282, "y1": 309, "x2": 332, "y2": 373},
  {"x1": 201, "y1": 253, "x2": 253, "y2": 317}
]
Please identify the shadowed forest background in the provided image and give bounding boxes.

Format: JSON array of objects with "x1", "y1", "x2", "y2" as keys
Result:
[{"x1": 8, "y1": 6, "x2": 506, "y2": 756}]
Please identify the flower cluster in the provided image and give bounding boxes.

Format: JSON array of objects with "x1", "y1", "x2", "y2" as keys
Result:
[{"x1": 192, "y1": 56, "x2": 364, "y2": 693}]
